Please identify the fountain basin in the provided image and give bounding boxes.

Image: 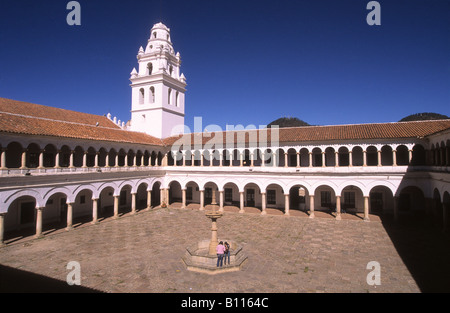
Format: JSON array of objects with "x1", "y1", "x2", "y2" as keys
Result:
[{"x1": 182, "y1": 239, "x2": 247, "y2": 275}]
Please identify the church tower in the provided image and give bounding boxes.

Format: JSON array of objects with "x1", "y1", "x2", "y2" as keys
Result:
[{"x1": 129, "y1": 22, "x2": 186, "y2": 139}]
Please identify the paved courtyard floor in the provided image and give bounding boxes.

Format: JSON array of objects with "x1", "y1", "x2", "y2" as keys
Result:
[{"x1": 1, "y1": 205, "x2": 450, "y2": 293}]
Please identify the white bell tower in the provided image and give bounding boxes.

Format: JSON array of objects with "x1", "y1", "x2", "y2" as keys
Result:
[{"x1": 129, "y1": 22, "x2": 187, "y2": 139}]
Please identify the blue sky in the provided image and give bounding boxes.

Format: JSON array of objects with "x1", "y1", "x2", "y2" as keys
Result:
[{"x1": 0, "y1": 0, "x2": 449, "y2": 131}]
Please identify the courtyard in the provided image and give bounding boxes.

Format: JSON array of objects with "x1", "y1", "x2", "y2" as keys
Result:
[{"x1": 1, "y1": 205, "x2": 449, "y2": 293}]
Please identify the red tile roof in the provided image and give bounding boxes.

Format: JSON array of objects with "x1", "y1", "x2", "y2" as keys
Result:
[
  {"x1": 0, "y1": 98, "x2": 163, "y2": 146},
  {"x1": 1, "y1": 97, "x2": 449, "y2": 148}
]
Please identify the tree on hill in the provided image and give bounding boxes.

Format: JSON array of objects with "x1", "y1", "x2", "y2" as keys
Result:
[
  {"x1": 267, "y1": 117, "x2": 311, "y2": 128},
  {"x1": 399, "y1": 112, "x2": 449, "y2": 122}
]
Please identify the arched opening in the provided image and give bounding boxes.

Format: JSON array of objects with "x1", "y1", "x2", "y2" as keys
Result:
[
  {"x1": 411, "y1": 144, "x2": 426, "y2": 166},
  {"x1": 397, "y1": 186, "x2": 426, "y2": 218},
  {"x1": 244, "y1": 182, "x2": 262, "y2": 213},
  {"x1": 369, "y1": 185, "x2": 394, "y2": 216},
  {"x1": 204, "y1": 182, "x2": 219, "y2": 206},
  {"x1": 185, "y1": 181, "x2": 200, "y2": 209},
  {"x1": 59, "y1": 145, "x2": 72, "y2": 168},
  {"x1": 352, "y1": 146, "x2": 364, "y2": 166},
  {"x1": 136, "y1": 182, "x2": 149, "y2": 210},
  {"x1": 223, "y1": 182, "x2": 240, "y2": 212},
  {"x1": 338, "y1": 147, "x2": 350, "y2": 167},
  {"x1": 312, "y1": 148, "x2": 322, "y2": 167},
  {"x1": 325, "y1": 147, "x2": 335, "y2": 167},
  {"x1": 45, "y1": 192, "x2": 69, "y2": 229},
  {"x1": 287, "y1": 148, "x2": 297, "y2": 167},
  {"x1": 289, "y1": 185, "x2": 309, "y2": 213},
  {"x1": 381, "y1": 145, "x2": 393, "y2": 166},
  {"x1": 4, "y1": 196, "x2": 37, "y2": 239},
  {"x1": 118, "y1": 184, "x2": 132, "y2": 215},
  {"x1": 168, "y1": 181, "x2": 182, "y2": 206},
  {"x1": 73, "y1": 189, "x2": 94, "y2": 225},
  {"x1": 26, "y1": 143, "x2": 40, "y2": 168},
  {"x1": 341, "y1": 185, "x2": 364, "y2": 216},
  {"x1": 314, "y1": 185, "x2": 336, "y2": 213},
  {"x1": 139, "y1": 88, "x2": 145, "y2": 105},
  {"x1": 396, "y1": 145, "x2": 409, "y2": 166},
  {"x1": 43, "y1": 144, "x2": 57, "y2": 168},
  {"x1": 366, "y1": 146, "x2": 378, "y2": 166},
  {"x1": 98, "y1": 186, "x2": 115, "y2": 219},
  {"x1": 299, "y1": 148, "x2": 309, "y2": 167},
  {"x1": 6, "y1": 142, "x2": 23, "y2": 168},
  {"x1": 147, "y1": 62, "x2": 153, "y2": 75},
  {"x1": 151, "y1": 182, "x2": 161, "y2": 207},
  {"x1": 73, "y1": 146, "x2": 84, "y2": 168},
  {"x1": 149, "y1": 86, "x2": 155, "y2": 103}
]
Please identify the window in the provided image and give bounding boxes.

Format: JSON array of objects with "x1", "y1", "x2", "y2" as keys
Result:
[
  {"x1": 149, "y1": 87, "x2": 155, "y2": 103},
  {"x1": 225, "y1": 188, "x2": 233, "y2": 203},
  {"x1": 321, "y1": 191, "x2": 332, "y2": 207},
  {"x1": 175, "y1": 91, "x2": 179, "y2": 107},
  {"x1": 344, "y1": 192, "x2": 355, "y2": 208},
  {"x1": 120, "y1": 190, "x2": 127, "y2": 205},
  {"x1": 267, "y1": 190, "x2": 276, "y2": 205},
  {"x1": 168, "y1": 88, "x2": 172, "y2": 105},
  {"x1": 147, "y1": 63, "x2": 153, "y2": 75},
  {"x1": 139, "y1": 88, "x2": 144, "y2": 104},
  {"x1": 187, "y1": 187, "x2": 193, "y2": 201}
]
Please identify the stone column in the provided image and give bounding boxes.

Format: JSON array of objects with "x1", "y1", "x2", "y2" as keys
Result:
[
  {"x1": 239, "y1": 191, "x2": 245, "y2": 213},
  {"x1": 115, "y1": 154, "x2": 119, "y2": 168},
  {"x1": 348, "y1": 150, "x2": 353, "y2": 167},
  {"x1": 377, "y1": 150, "x2": 382, "y2": 167},
  {"x1": 0, "y1": 148, "x2": 6, "y2": 170},
  {"x1": 146, "y1": 190, "x2": 152, "y2": 210},
  {"x1": 284, "y1": 194, "x2": 290, "y2": 216},
  {"x1": 69, "y1": 150, "x2": 74, "y2": 168},
  {"x1": 0, "y1": 213, "x2": 6, "y2": 246},
  {"x1": 96, "y1": 152, "x2": 101, "y2": 168},
  {"x1": 284, "y1": 153, "x2": 288, "y2": 168},
  {"x1": 66, "y1": 202, "x2": 74, "y2": 230},
  {"x1": 261, "y1": 192, "x2": 267, "y2": 215},
  {"x1": 229, "y1": 152, "x2": 233, "y2": 167},
  {"x1": 364, "y1": 196, "x2": 370, "y2": 221},
  {"x1": 392, "y1": 150, "x2": 397, "y2": 166},
  {"x1": 38, "y1": 149, "x2": 44, "y2": 169},
  {"x1": 219, "y1": 152, "x2": 223, "y2": 167},
  {"x1": 113, "y1": 195, "x2": 119, "y2": 219},
  {"x1": 240, "y1": 152, "x2": 244, "y2": 167},
  {"x1": 335, "y1": 196, "x2": 341, "y2": 220},
  {"x1": 92, "y1": 198, "x2": 98, "y2": 224},
  {"x1": 82, "y1": 152, "x2": 88, "y2": 168},
  {"x1": 20, "y1": 149, "x2": 27, "y2": 169},
  {"x1": 131, "y1": 193, "x2": 136, "y2": 214},
  {"x1": 309, "y1": 152, "x2": 313, "y2": 168},
  {"x1": 309, "y1": 195, "x2": 315, "y2": 218},
  {"x1": 55, "y1": 150, "x2": 61, "y2": 169},
  {"x1": 199, "y1": 190, "x2": 205, "y2": 211},
  {"x1": 35, "y1": 207, "x2": 44, "y2": 238},
  {"x1": 363, "y1": 150, "x2": 367, "y2": 167},
  {"x1": 219, "y1": 190, "x2": 224, "y2": 213},
  {"x1": 409, "y1": 149, "x2": 413, "y2": 165},
  {"x1": 251, "y1": 153, "x2": 255, "y2": 167},
  {"x1": 181, "y1": 189, "x2": 186, "y2": 209},
  {"x1": 296, "y1": 152, "x2": 300, "y2": 168},
  {"x1": 321, "y1": 152, "x2": 326, "y2": 167},
  {"x1": 335, "y1": 152, "x2": 339, "y2": 167}
]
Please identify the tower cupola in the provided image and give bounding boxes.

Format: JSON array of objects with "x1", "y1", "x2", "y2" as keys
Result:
[{"x1": 129, "y1": 22, "x2": 187, "y2": 139}]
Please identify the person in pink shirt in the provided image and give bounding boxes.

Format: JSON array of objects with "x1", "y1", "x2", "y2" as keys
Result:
[{"x1": 216, "y1": 241, "x2": 225, "y2": 267}]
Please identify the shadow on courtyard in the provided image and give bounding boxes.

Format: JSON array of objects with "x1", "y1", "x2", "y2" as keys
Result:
[
  {"x1": 0, "y1": 264, "x2": 101, "y2": 293},
  {"x1": 379, "y1": 213, "x2": 450, "y2": 293}
]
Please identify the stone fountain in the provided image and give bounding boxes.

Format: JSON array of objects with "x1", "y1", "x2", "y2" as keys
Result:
[{"x1": 182, "y1": 188, "x2": 247, "y2": 274}]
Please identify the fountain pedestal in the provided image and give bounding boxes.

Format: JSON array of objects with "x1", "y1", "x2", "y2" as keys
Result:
[{"x1": 182, "y1": 189, "x2": 247, "y2": 274}]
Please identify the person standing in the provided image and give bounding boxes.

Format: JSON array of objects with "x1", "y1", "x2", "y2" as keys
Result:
[
  {"x1": 224, "y1": 241, "x2": 230, "y2": 265},
  {"x1": 216, "y1": 241, "x2": 225, "y2": 267}
]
